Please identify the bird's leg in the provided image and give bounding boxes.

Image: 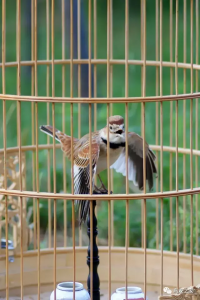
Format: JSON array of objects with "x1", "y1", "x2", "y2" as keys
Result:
[
  {"x1": 97, "y1": 174, "x2": 108, "y2": 193},
  {"x1": 93, "y1": 175, "x2": 112, "y2": 194},
  {"x1": 93, "y1": 184, "x2": 103, "y2": 194}
]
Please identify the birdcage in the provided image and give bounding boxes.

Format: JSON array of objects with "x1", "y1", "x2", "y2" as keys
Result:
[{"x1": 0, "y1": 0, "x2": 200, "y2": 300}]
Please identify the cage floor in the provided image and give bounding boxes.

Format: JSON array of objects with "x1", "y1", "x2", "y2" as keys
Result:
[{"x1": 0, "y1": 284, "x2": 159, "y2": 300}]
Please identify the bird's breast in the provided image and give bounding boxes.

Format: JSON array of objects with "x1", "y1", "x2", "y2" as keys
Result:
[{"x1": 96, "y1": 142, "x2": 124, "y2": 174}]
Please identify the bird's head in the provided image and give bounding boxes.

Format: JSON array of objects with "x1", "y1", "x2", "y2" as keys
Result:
[{"x1": 100, "y1": 115, "x2": 125, "y2": 143}]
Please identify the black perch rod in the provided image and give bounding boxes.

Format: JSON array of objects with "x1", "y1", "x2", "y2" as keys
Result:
[{"x1": 87, "y1": 200, "x2": 100, "y2": 300}]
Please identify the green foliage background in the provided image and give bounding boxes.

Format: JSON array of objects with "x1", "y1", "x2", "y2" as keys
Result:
[{"x1": 0, "y1": 0, "x2": 200, "y2": 253}]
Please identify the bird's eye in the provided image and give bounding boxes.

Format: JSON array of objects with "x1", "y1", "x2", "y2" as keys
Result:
[{"x1": 109, "y1": 126, "x2": 112, "y2": 130}]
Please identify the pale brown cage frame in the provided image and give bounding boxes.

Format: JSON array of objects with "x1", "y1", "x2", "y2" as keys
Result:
[{"x1": 0, "y1": 0, "x2": 200, "y2": 300}]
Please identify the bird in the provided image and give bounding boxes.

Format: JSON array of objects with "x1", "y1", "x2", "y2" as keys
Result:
[{"x1": 40, "y1": 115, "x2": 157, "y2": 225}]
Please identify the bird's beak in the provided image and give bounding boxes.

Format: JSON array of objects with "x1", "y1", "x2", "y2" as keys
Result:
[{"x1": 115, "y1": 129, "x2": 123, "y2": 134}]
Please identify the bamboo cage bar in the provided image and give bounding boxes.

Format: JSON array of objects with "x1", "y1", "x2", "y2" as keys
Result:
[
  {"x1": 2, "y1": 58, "x2": 200, "y2": 70},
  {"x1": 169, "y1": 0, "x2": 173, "y2": 253},
  {"x1": 1, "y1": 186, "x2": 200, "y2": 201},
  {"x1": 183, "y1": 0, "x2": 187, "y2": 255},
  {"x1": 51, "y1": 0, "x2": 57, "y2": 299},
  {"x1": 69, "y1": 1, "x2": 75, "y2": 299},
  {"x1": 155, "y1": 0, "x2": 159, "y2": 251},
  {"x1": 77, "y1": 0, "x2": 82, "y2": 248},
  {"x1": 175, "y1": 0, "x2": 179, "y2": 291},
  {"x1": 160, "y1": 0, "x2": 163, "y2": 295},
  {"x1": 125, "y1": 1, "x2": 129, "y2": 299},
  {"x1": 106, "y1": 0, "x2": 111, "y2": 298},
  {"x1": 190, "y1": 0, "x2": 194, "y2": 286},
  {"x1": 16, "y1": 1, "x2": 24, "y2": 299},
  {"x1": 1, "y1": 143, "x2": 200, "y2": 157},
  {"x1": 34, "y1": 0, "x2": 40, "y2": 292},
  {"x1": 46, "y1": 0, "x2": 52, "y2": 250},
  {"x1": 142, "y1": 0, "x2": 147, "y2": 298},
  {"x1": 31, "y1": 0, "x2": 37, "y2": 251},
  {"x1": 140, "y1": 0, "x2": 144, "y2": 250},
  {"x1": 2, "y1": 91, "x2": 200, "y2": 103},
  {"x1": 195, "y1": 0, "x2": 199, "y2": 257},
  {"x1": 62, "y1": 0, "x2": 67, "y2": 248},
  {"x1": 110, "y1": 0, "x2": 114, "y2": 248},
  {"x1": 88, "y1": 0, "x2": 94, "y2": 298},
  {"x1": 2, "y1": 1, "x2": 9, "y2": 299}
]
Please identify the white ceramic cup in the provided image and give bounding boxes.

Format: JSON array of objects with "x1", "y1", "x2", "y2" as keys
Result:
[
  {"x1": 50, "y1": 282, "x2": 90, "y2": 300},
  {"x1": 111, "y1": 286, "x2": 146, "y2": 300}
]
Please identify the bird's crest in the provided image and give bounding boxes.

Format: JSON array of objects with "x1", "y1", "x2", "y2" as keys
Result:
[{"x1": 108, "y1": 115, "x2": 124, "y2": 125}]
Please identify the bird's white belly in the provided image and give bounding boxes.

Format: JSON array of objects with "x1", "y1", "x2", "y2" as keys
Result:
[{"x1": 96, "y1": 146, "x2": 123, "y2": 174}]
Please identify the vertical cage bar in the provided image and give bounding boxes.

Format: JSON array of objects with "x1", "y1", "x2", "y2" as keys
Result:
[
  {"x1": 155, "y1": 0, "x2": 159, "y2": 250},
  {"x1": 89, "y1": 200, "x2": 93, "y2": 300},
  {"x1": 125, "y1": 0, "x2": 129, "y2": 283},
  {"x1": 175, "y1": 0, "x2": 178, "y2": 191},
  {"x1": 35, "y1": 102, "x2": 40, "y2": 299},
  {"x1": 125, "y1": 199, "x2": 129, "y2": 300},
  {"x1": 77, "y1": 0, "x2": 81, "y2": 131},
  {"x1": 93, "y1": 0, "x2": 97, "y2": 134},
  {"x1": 53, "y1": 197, "x2": 57, "y2": 300},
  {"x1": 106, "y1": 0, "x2": 111, "y2": 296},
  {"x1": 169, "y1": 0, "x2": 173, "y2": 252},
  {"x1": 140, "y1": 0, "x2": 144, "y2": 249},
  {"x1": 62, "y1": 0, "x2": 67, "y2": 248},
  {"x1": 77, "y1": 0, "x2": 81, "y2": 140},
  {"x1": 31, "y1": 0, "x2": 37, "y2": 250},
  {"x1": 142, "y1": 0, "x2": 146, "y2": 195},
  {"x1": 175, "y1": 0, "x2": 179, "y2": 290},
  {"x1": 51, "y1": 0, "x2": 57, "y2": 298},
  {"x1": 2, "y1": 1, "x2": 9, "y2": 299},
  {"x1": 5, "y1": 198, "x2": 8, "y2": 300},
  {"x1": 159, "y1": 0, "x2": 163, "y2": 195},
  {"x1": 17, "y1": 1, "x2": 22, "y2": 189},
  {"x1": 46, "y1": 0, "x2": 52, "y2": 249},
  {"x1": 195, "y1": 0, "x2": 199, "y2": 256},
  {"x1": 106, "y1": 0, "x2": 111, "y2": 196},
  {"x1": 52, "y1": 4, "x2": 56, "y2": 195},
  {"x1": 142, "y1": 0, "x2": 147, "y2": 298},
  {"x1": 176, "y1": 197, "x2": 179, "y2": 290},
  {"x1": 16, "y1": 1, "x2": 23, "y2": 299},
  {"x1": 70, "y1": 1, "x2": 74, "y2": 196},
  {"x1": 34, "y1": 0, "x2": 40, "y2": 295},
  {"x1": 110, "y1": 0, "x2": 114, "y2": 247},
  {"x1": 72, "y1": 199, "x2": 76, "y2": 299},
  {"x1": 108, "y1": 198, "x2": 111, "y2": 299},
  {"x1": 107, "y1": 107, "x2": 111, "y2": 300},
  {"x1": 125, "y1": 0, "x2": 129, "y2": 195},
  {"x1": 183, "y1": 0, "x2": 187, "y2": 254},
  {"x1": 93, "y1": 0, "x2": 99, "y2": 248},
  {"x1": 88, "y1": 0, "x2": 93, "y2": 297},
  {"x1": 155, "y1": 0, "x2": 159, "y2": 249},
  {"x1": 70, "y1": 1, "x2": 75, "y2": 299},
  {"x1": 159, "y1": 0, "x2": 163, "y2": 295},
  {"x1": 77, "y1": 0, "x2": 82, "y2": 247},
  {"x1": 190, "y1": 0, "x2": 194, "y2": 286},
  {"x1": 37, "y1": 197, "x2": 41, "y2": 299}
]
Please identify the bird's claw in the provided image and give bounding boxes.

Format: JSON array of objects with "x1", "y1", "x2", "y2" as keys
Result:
[{"x1": 93, "y1": 185, "x2": 113, "y2": 195}]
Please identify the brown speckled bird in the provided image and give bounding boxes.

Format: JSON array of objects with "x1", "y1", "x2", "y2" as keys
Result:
[{"x1": 40, "y1": 115, "x2": 157, "y2": 224}]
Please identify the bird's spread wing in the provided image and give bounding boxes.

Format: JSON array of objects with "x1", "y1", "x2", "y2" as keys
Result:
[
  {"x1": 110, "y1": 132, "x2": 157, "y2": 191},
  {"x1": 73, "y1": 139, "x2": 100, "y2": 224}
]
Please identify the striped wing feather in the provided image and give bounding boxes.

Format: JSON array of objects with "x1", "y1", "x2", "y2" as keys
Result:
[
  {"x1": 73, "y1": 137, "x2": 100, "y2": 225},
  {"x1": 40, "y1": 125, "x2": 100, "y2": 225}
]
